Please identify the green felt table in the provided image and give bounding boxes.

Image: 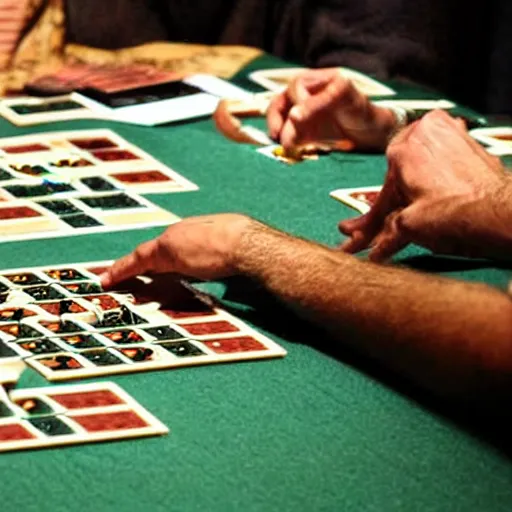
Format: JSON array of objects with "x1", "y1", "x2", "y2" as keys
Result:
[{"x1": 1, "y1": 56, "x2": 512, "y2": 512}]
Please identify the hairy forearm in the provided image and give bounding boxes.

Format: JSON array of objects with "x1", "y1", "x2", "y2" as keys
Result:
[
  {"x1": 447, "y1": 174, "x2": 512, "y2": 261},
  {"x1": 483, "y1": 174, "x2": 512, "y2": 256},
  {"x1": 234, "y1": 222, "x2": 512, "y2": 409}
]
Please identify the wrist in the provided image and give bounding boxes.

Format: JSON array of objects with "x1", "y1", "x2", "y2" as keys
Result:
[
  {"x1": 489, "y1": 174, "x2": 512, "y2": 243},
  {"x1": 230, "y1": 217, "x2": 268, "y2": 276},
  {"x1": 453, "y1": 176, "x2": 512, "y2": 259},
  {"x1": 370, "y1": 106, "x2": 404, "y2": 150},
  {"x1": 231, "y1": 219, "x2": 305, "y2": 281}
]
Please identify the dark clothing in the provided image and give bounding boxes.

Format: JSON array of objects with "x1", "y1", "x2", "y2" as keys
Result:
[{"x1": 65, "y1": 0, "x2": 511, "y2": 115}]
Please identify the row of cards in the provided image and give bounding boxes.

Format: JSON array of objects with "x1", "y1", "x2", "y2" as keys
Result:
[
  {"x1": 1, "y1": 74, "x2": 250, "y2": 127},
  {"x1": 0, "y1": 128, "x2": 195, "y2": 242},
  {"x1": 0, "y1": 380, "x2": 168, "y2": 453}
]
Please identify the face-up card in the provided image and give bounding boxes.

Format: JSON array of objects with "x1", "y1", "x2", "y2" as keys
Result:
[
  {"x1": 2, "y1": 75, "x2": 251, "y2": 127},
  {"x1": 0, "y1": 94, "x2": 104, "y2": 127},
  {"x1": 0, "y1": 128, "x2": 198, "y2": 242},
  {"x1": 75, "y1": 74, "x2": 251, "y2": 126},
  {"x1": 249, "y1": 67, "x2": 395, "y2": 97},
  {"x1": 470, "y1": 127, "x2": 512, "y2": 155},
  {"x1": 330, "y1": 186, "x2": 382, "y2": 214},
  {"x1": 0, "y1": 381, "x2": 168, "y2": 453},
  {"x1": 0, "y1": 260, "x2": 287, "y2": 382}
]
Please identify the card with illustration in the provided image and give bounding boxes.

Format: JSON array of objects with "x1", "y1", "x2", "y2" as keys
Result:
[
  {"x1": 0, "y1": 261, "x2": 287, "y2": 382},
  {"x1": 0, "y1": 128, "x2": 198, "y2": 242},
  {"x1": 330, "y1": 186, "x2": 382, "y2": 214},
  {"x1": 0, "y1": 380, "x2": 168, "y2": 453}
]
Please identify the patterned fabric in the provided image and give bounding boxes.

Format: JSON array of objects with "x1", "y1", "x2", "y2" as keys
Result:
[
  {"x1": 0, "y1": 0, "x2": 30, "y2": 70},
  {"x1": 0, "y1": 0, "x2": 65, "y2": 95},
  {"x1": 0, "y1": 0, "x2": 261, "y2": 96}
]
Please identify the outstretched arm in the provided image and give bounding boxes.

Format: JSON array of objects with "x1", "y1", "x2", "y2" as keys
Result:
[
  {"x1": 101, "y1": 215, "x2": 512, "y2": 411},
  {"x1": 235, "y1": 222, "x2": 512, "y2": 409}
]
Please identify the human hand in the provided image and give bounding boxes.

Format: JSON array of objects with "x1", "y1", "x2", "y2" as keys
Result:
[
  {"x1": 266, "y1": 68, "x2": 397, "y2": 153},
  {"x1": 100, "y1": 214, "x2": 255, "y2": 288},
  {"x1": 338, "y1": 110, "x2": 512, "y2": 261}
]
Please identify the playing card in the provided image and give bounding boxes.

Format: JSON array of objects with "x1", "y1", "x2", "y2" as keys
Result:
[
  {"x1": 0, "y1": 94, "x2": 100, "y2": 127},
  {"x1": 2, "y1": 75, "x2": 251, "y2": 127},
  {"x1": 0, "y1": 381, "x2": 168, "y2": 453},
  {"x1": 25, "y1": 63, "x2": 182, "y2": 96},
  {"x1": 0, "y1": 260, "x2": 287, "y2": 382},
  {"x1": 470, "y1": 127, "x2": 512, "y2": 156},
  {"x1": 249, "y1": 67, "x2": 395, "y2": 97},
  {"x1": 0, "y1": 128, "x2": 198, "y2": 243},
  {"x1": 75, "y1": 74, "x2": 251, "y2": 126},
  {"x1": 330, "y1": 186, "x2": 382, "y2": 214},
  {"x1": 257, "y1": 144, "x2": 319, "y2": 164},
  {"x1": 373, "y1": 99, "x2": 456, "y2": 110}
]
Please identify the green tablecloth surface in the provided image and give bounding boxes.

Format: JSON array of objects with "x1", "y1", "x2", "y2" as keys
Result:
[{"x1": 0, "y1": 56, "x2": 511, "y2": 512}]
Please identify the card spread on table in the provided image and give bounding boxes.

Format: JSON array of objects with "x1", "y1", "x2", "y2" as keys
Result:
[
  {"x1": 0, "y1": 261, "x2": 287, "y2": 382},
  {"x1": 470, "y1": 126, "x2": 512, "y2": 156},
  {"x1": 0, "y1": 380, "x2": 168, "y2": 453},
  {"x1": 248, "y1": 67, "x2": 395, "y2": 97},
  {"x1": 0, "y1": 128, "x2": 198, "y2": 243},
  {"x1": 330, "y1": 186, "x2": 382, "y2": 214},
  {"x1": 1, "y1": 74, "x2": 251, "y2": 127}
]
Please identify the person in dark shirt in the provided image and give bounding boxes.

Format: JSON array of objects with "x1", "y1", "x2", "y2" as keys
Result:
[{"x1": 65, "y1": 0, "x2": 510, "y2": 114}]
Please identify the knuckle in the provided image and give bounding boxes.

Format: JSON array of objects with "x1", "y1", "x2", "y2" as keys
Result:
[
  {"x1": 332, "y1": 76, "x2": 352, "y2": 100},
  {"x1": 413, "y1": 116, "x2": 430, "y2": 136},
  {"x1": 154, "y1": 236, "x2": 168, "y2": 260},
  {"x1": 384, "y1": 211, "x2": 399, "y2": 232},
  {"x1": 133, "y1": 244, "x2": 146, "y2": 263},
  {"x1": 420, "y1": 109, "x2": 452, "y2": 133},
  {"x1": 385, "y1": 143, "x2": 402, "y2": 163},
  {"x1": 395, "y1": 209, "x2": 414, "y2": 235},
  {"x1": 423, "y1": 109, "x2": 444, "y2": 123}
]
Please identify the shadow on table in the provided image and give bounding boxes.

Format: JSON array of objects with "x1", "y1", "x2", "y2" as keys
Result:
[
  {"x1": 399, "y1": 254, "x2": 512, "y2": 275},
  {"x1": 218, "y1": 274, "x2": 512, "y2": 461}
]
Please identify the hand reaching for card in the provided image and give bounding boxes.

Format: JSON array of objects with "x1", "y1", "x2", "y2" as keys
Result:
[
  {"x1": 339, "y1": 110, "x2": 512, "y2": 261},
  {"x1": 101, "y1": 214, "x2": 254, "y2": 287},
  {"x1": 266, "y1": 68, "x2": 397, "y2": 152}
]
